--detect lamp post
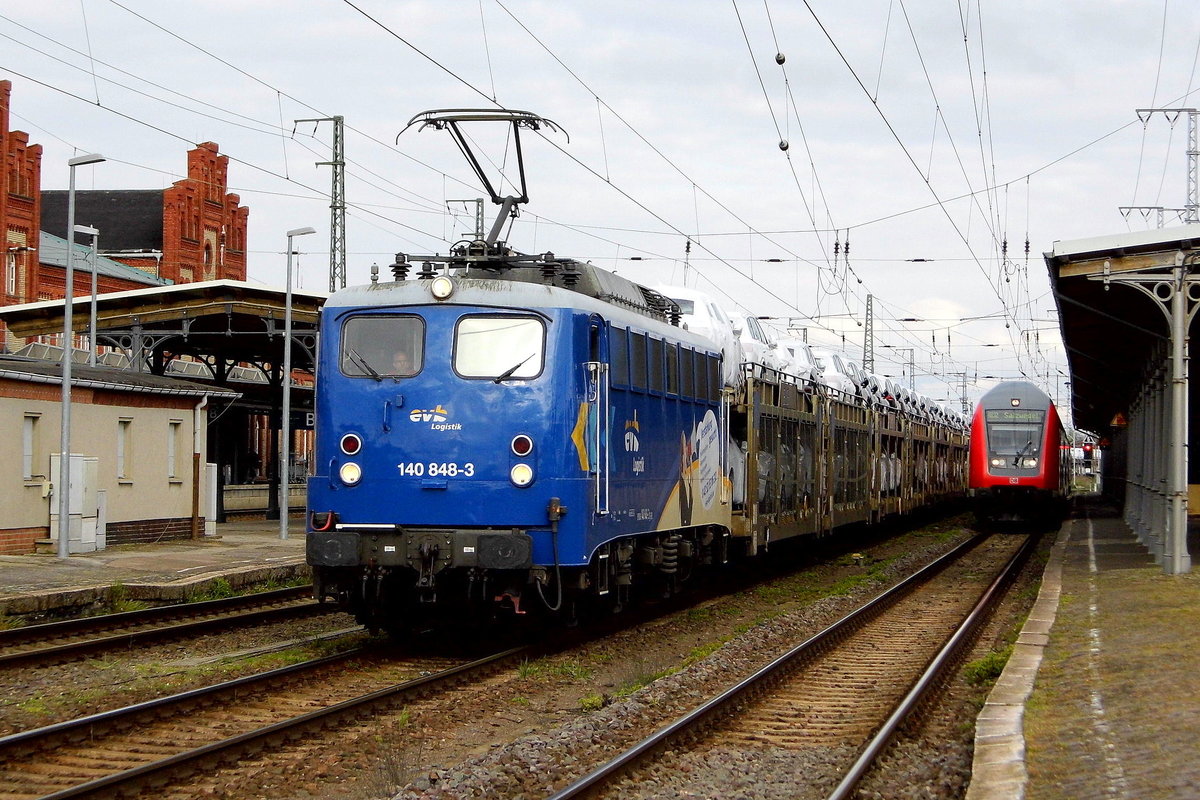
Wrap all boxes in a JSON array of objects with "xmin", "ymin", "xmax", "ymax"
[
  {"xmin": 74, "ymin": 225, "xmax": 100, "ymax": 366},
  {"xmin": 58, "ymin": 153, "xmax": 104, "ymax": 559},
  {"xmin": 280, "ymin": 226, "xmax": 315, "ymax": 539}
]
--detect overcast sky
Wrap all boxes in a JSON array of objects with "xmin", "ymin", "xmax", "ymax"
[{"xmin": 4, "ymin": 1, "xmax": 1199, "ymax": 416}]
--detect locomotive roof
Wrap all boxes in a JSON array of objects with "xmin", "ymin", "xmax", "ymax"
[
  {"xmin": 977, "ymin": 380, "xmax": 1053, "ymax": 410},
  {"xmin": 325, "ymin": 262, "xmax": 722, "ymax": 353}
]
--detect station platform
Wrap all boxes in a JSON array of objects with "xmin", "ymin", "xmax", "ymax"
[
  {"xmin": 970, "ymin": 498, "xmax": 1200, "ymax": 799},
  {"xmin": 0, "ymin": 518, "xmax": 308, "ymax": 618}
]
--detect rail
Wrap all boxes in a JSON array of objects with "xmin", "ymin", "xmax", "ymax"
[{"xmin": 546, "ymin": 532, "xmax": 1032, "ymax": 799}]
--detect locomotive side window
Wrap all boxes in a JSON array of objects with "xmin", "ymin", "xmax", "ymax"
[
  {"xmin": 706, "ymin": 354, "xmax": 720, "ymax": 402},
  {"xmin": 665, "ymin": 343, "xmax": 679, "ymax": 396},
  {"xmin": 610, "ymin": 327, "xmax": 630, "ymax": 386},
  {"xmin": 454, "ymin": 315, "xmax": 545, "ymax": 380},
  {"xmin": 341, "ymin": 315, "xmax": 424, "ymax": 378},
  {"xmin": 681, "ymin": 347, "xmax": 696, "ymax": 399},
  {"xmin": 630, "ymin": 332, "xmax": 648, "ymax": 390},
  {"xmin": 649, "ymin": 337, "xmax": 665, "ymax": 393}
]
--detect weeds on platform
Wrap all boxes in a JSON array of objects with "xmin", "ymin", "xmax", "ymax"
[
  {"xmin": 963, "ymin": 644, "xmax": 1013, "ymax": 686},
  {"xmin": 107, "ymin": 581, "xmax": 150, "ymax": 614},
  {"xmin": 182, "ymin": 574, "xmax": 309, "ymax": 604}
]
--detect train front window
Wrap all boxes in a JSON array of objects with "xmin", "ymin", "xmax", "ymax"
[
  {"xmin": 984, "ymin": 408, "xmax": 1045, "ymax": 455},
  {"xmin": 341, "ymin": 315, "xmax": 424, "ymax": 378},
  {"xmin": 454, "ymin": 315, "xmax": 545, "ymax": 381},
  {"xmin": 987, "ymin": 424, "xmax": 1042, "ymax": 455}
]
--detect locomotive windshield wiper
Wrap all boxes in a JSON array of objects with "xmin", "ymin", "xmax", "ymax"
[
  {"xmin": 492, "ymin": 353, "xmax": 535, "ymax": 383},
  {"xmin": 347, "ymin": 348, "xmax": 382, "ymax": 381},
  {"xmin": 1013, "ymin": 439, "xmax": 1033, "ymax": 467}
]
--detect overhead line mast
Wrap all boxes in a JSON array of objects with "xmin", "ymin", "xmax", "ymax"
[
  {"xmin": 1133, "ymin": 108, "xmax": 1199, "ymax": 224},
  {"xmin": 295, "ymin": 115, "xmax": 347, "ymax": 291}
]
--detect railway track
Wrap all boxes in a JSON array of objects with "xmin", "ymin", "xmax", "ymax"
[
  {"xmin": 0, "ymin": 641, "xmax": 529, "ymax": 800},
  {"xmin": 547, "ymin": 532, "xmax": 1036, "ymax": 799},
  {"xmin": 0, "ymin": 586, "xmax": 334, "ymax": 669}
]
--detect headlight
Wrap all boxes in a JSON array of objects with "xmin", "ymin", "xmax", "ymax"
[
  {"xmin": 510, "ymin": 463, "xmax": 534, "ymax": 487},
  {"xmin": 430, "ymin": 275, "xmax": 455, "ymax": 300},
  {"xmin": 339, "ymin": 462, "xmax": 362, "ymax": 485},
  {"xmin": 990, "ymin": 458, "xmax": 1004, "ymax": 467},
  {"xmin": 1022, "ymin": 458, "xmax": 1038, "ymax": 468}
]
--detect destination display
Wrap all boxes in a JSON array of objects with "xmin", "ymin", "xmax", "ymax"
[{"xmin": 985, "ymin": 409, "xmax": 1045, "ymax": 423}]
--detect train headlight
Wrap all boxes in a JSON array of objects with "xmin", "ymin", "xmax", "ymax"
[
  {"xmin": 990, "ymin": 458, "xmax": 1004, "ymax": 467},
  {"xmin": 510, "ymin": 463, "xmax": 534, "ymax": 487},
  {"xmin": 430, "ymin": 275, "xmax": 455, "ymax": 300},
  {"xmin": 339, "ymin": 462, "xmax": 363, "ymax": 485},
  {"xmin": 1022, "ymin": 457, "xmax": 1038, "ymax": 468}
]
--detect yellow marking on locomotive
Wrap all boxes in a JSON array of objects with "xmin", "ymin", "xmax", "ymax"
[{"xmin": 571, "ymin": 402, "xmax": 590, "ymax": 471}]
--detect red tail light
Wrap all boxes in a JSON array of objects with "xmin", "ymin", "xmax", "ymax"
[
  {"xmin": 511, "ymin": 434, "xmax": 534, "ymax": 457},
  {"xmin": 340, "ymin": 433, "xmax": 362, "ymax": 455}
]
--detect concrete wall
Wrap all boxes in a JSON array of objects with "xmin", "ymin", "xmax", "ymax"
[{"xmin": 0, "ymin": 376, "xmax": 210, "ymax": 553}]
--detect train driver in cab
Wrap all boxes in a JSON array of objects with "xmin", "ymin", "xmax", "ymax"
[{"xmin": 392, "ymin": 349, "xmax": 413, "ymax": 374}]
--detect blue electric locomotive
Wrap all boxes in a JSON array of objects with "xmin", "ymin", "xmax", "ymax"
[{"xmin": 306, "ymin": 257, "xmax": 732, "ymax": 630}]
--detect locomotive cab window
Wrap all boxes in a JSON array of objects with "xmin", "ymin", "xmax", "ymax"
[
  {"xmin": 984, "ymin": 409, "xmax": 1045, "ymax": 454},
  {"xmin": 454, "ymin": 315, "xmax": 545, "ymax": 380},
  {"xmin": 341, "ymin": 315, "xmax": 424, "ymax": 378}
]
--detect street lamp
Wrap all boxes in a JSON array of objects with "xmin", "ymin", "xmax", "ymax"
[
  {"xmin": 58, "ymin": 153, "xmax": 104, "ymax": 559},
  {"xmin": 280, "ymin": 226, "xmax": 315, "ymax": 540},
  {"xmin": 74, "ymin": 225, "xmax": 100, "ymax": 366}
]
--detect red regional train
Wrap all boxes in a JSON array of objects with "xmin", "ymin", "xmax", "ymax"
[{"xmin": 968, "ymin": 381, "xmax": 1070, "ymax": 525}]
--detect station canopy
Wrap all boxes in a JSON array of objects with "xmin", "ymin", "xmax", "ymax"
[
  {"xmin": 1045, "ymin": 224, "xmax": 1200, "ymax": 432},
  {"xmin": 0, "ymin": 280, "xmax": 327, "ymax": 405}
]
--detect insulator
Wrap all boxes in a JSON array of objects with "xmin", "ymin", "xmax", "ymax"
[
  {"xmin": 370, "ymin": 263, "xmax": 379, "ymax": 284},
  {"xmin": 775, "ymin": 52, "xmax": 785, "ymax": 65},
  {"xmin": 779, "ymin": 139, "xmax": 789, "ymax": 151},
  {"xmin": 562, "ymin": 260, "xmax": 581, "ymax": 288},
  {"xmin": 418, "ymin": 261, "xmax": 436, "ymax": 279},
  {"xmin": 390, "ymin": 253, "xmax": 409, "ymax": 281}
]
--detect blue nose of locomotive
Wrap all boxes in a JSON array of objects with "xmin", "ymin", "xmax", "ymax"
[{"xmin": 306, "ymin": 300, "xmax": 591, "ymax": 570}]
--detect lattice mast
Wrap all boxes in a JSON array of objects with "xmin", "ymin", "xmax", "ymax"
[{"xmin": 295, "ymin": 115, "xmax": 347, "ymax": 291}]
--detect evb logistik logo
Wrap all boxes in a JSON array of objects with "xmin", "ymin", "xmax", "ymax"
[{"xmin": 409, "ymin": 405, "xmax": 462, "ymax": 431}]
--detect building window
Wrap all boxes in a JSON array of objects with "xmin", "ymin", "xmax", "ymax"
[
  {"xmin": 5, "ymin": 251, "xmax": 15, "ymax": 296},
  {"xmin": 22, "ymin": 413, "xmax": 40, "ymax": 480},
  {"xmin": 168, "ymin": 420, "xmax": 182, "ymax": 479},
  {"xmin": 117, "ymin": 418, "xmax": 132, "ymax": 480}
]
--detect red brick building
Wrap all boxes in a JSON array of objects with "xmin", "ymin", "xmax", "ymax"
[
  {"xmin": 2, "ymin": 80, "xmax": 170, "ymax": 351},
  {"xmin": 1, "ymin": 79, "xmax": 43, "ymax": 308},
  {"xmin": 42, "ymin": 141, "xmax": 249, "ymax": 284}
]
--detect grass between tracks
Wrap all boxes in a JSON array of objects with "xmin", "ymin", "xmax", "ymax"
[{"xmin": 1, "ymin": 632, "xmax": 365, "ymax": 726}]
